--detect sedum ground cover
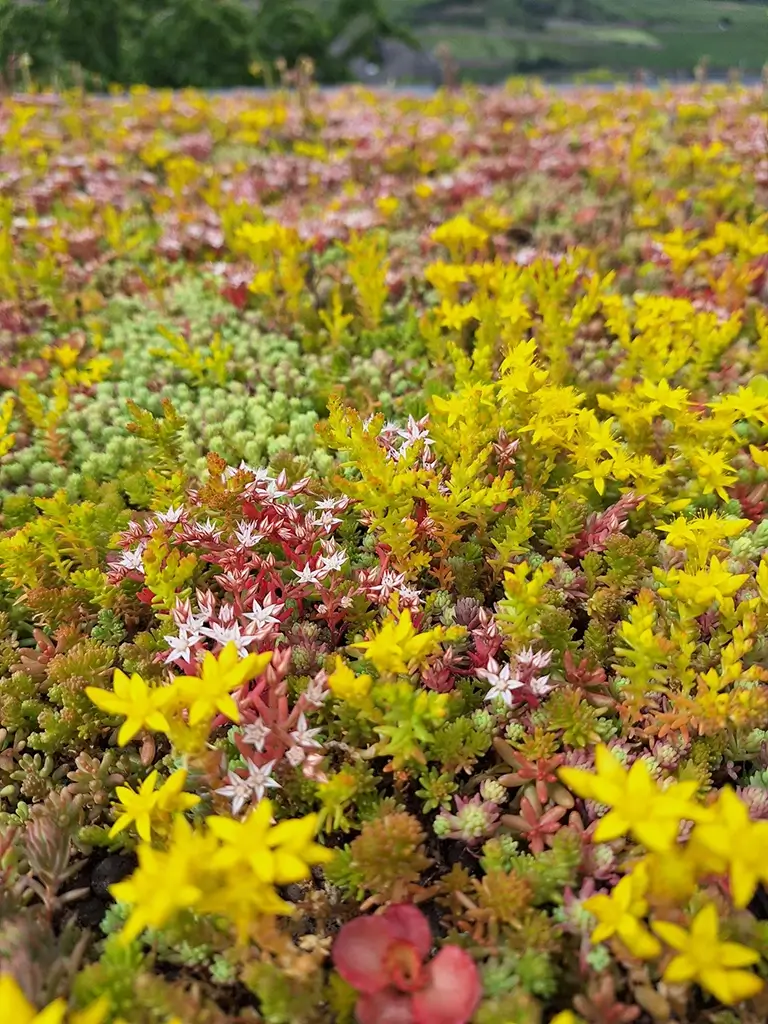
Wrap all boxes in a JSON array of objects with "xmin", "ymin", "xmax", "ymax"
[{"xmin": 1, "ymin": 80, "xmax": 768, "ymax": 1024}]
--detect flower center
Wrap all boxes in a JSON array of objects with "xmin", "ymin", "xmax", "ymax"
[{"xmin": 384, "ymin": 940, "xmax": 425, "ymax": 992}]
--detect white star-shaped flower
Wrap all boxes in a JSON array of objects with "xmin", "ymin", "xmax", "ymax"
[
  {"xmin": 476, "ymin": 658, "xmax": 525, "ymax": 707},
  {"xmin": 216, "ymin": 770, "xmax": 254, "ymax": 816},
  {"xmin": 289, "ymin": 712, "xmax": 323, "ymax": 749},
  {"xmin": 318, "ymin": 550, "xmax": 347, "ymax": 574},
  {"xmin": 243, "ymin": 599, "xmax": 283, "ymax": 628},
  {"xmin": 292, "ymin": 563, "xmax": 326, "ymax": 585},
  {"xmin": 285, "ymin": 745, "xmax": 306, "ymax": 767},
  {"xmin": 241, "ymin": 718, "xmax": 271, "ymax": 752},
  {"xmin": 155, "ymin": 505, "xmax": 185, "ymax": 525},
  {"xmin": 118, "ymin": 548, "xmax": 145, "ymax": 572},
  {"xmin": 234, "ymin": 521, "xmax": 265, "ymax": 549},
  {"xmin": 163, "ymin": 629, "xmax": 203, "ymax": 664},
  {"xmin": 200, "ymin": 622, "xmax": 258, "ymax": 657},
  {"xmin": 245, "ymin": 759, "xmax": 281, "ymax": 802}
]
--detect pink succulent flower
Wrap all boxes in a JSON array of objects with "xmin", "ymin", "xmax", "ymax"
[{"xmin": 333, "ymin": 904, "xmax": 481, "ymax": 1024}]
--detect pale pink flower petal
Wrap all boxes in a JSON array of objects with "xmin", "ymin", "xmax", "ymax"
[
  {"xmin": 411, "ymin": 947, "xmax": 481, "ymax": 1024},
  {"xmin": 333, "ymin": 916, "xmax": 395, "ymax": 994},
  {"xmin": 357, "ymin": 989, "xmax": 416, "ymax": 1024}
]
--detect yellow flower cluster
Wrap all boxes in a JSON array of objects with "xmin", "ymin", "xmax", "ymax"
[
  {"xmin": 560, "ymin": 746, "xmax": 765, "ymax": 1005},
  {"xmin": 350, "ymin": 607, "xmax": 465, "ymax": 676},
  {"xmin": 86, "ymin": 642, "xmax": 272, "ymax": 753},
  {"xmin": 109, "ymin": 768, "xmax": 199, "ymax": 842},
  {"xmin": 112, "ymin": 799, "xmax": 332, "ymax": 944}
]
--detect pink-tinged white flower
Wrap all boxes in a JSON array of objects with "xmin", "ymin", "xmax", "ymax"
[
  {"xmin": 315, "ymin": 496, "xmax": 350, "ymax": 512},
  {"xmin": 301, "ymin": 751, "xmax": 328, "ymax": 783},
  {"xmin": 289, "ymin": 712, "xmax": 323, "ymax": 750},
  {"xmin": 234, "ymin": 521, "xmax": 265, "ymax": 549},
  {"xmin": 318, "ymin": 550, "xmax": 347, "ymax": 574},
  {"xmin": 286, "ymin": 745, "xmax": 307, "ymax": 768},
  {"xmin": 243, "ymin": 467, "xmax": 299, "ymax": 499},
  {"xmin": 117, "ymin": 547, "xmax": 145, "ymax": 572},
  {"xmin": 476, "ymin": 657, "xmax": 525, "ymax": 706},
  {"xmin": 243, "ymin": 598, "xmax": 283, "ymax": 629},
  {"xmin": 216, "ymin": 758, "xmax": 281, "ymax": 814},
  {"xmin": 171, "ymin": 598, "xmax": 209, "ymax": 631},
  {"xmin": 216, "ymin": 769, "xmax": 255, "ymax": 816},
  {"xmin": 222, "ymin": 460, "xmax": 258, "ymax": 481},
  {"xmin": 398, "ymin": 584, "xmax": 422, "ymax": 610},
  {"xmin": 196, "ymin": 518, "xmax": 222, "ymax": 541},
  {"xmin": 200, "ymin": 622, "xmax": 258, "ymax": 657},
  {"xmin": 514, "ymin": 245, "xmax": 538, "ymax": 266},
  {"xmin": 196, "ymin": 589, "xmax": 217, "ymax": 620},
  {"xmin": 219, "ymin": 602, "xmax": 236, "ymax": 626},
  {"xmin": 516, "ymin": 646, "xmax": 552, "ymax": 672},
  {"xmin": 245, "ymin": 758, "xmax": 281, "ymax": 802},
  {"xmin": 154, "ymin": 504, "xmax": 186, "ymax": 525},
  {"xmin": 292, "ymin": 563, "xmax": 327, "ymax": 585},
  {"xmin": 163, "ymin": 629, "xmax": 203, "ymax": 665},
  {"xmin": 397, "ymin": 414, "xmax": 434, "ymax": 454},
  {"xmin": 372, "ymin": 569, "xmax": 407, "ymax": 601},
  {"xmin": 318, "ymin": 510, "xmax": 343, "ymax": 530},
  {"xmin": 514, "ymin": 646, "xmax": 553, "ymax": 696},
  {"xmin": 240, "ymin": 718, "xmax": 271, "ymax": 752},
  {"xmin": 529, "ymin": 675, "xmax": 554, "ymax": 697},
  {"xmin": 304, "ymin": 671, "xmax": 329, "ymax": 707}
]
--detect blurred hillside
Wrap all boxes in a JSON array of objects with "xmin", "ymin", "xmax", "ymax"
[{"xmin": 353, "ymin": 0, "xmax": 768, "ymax": 80}]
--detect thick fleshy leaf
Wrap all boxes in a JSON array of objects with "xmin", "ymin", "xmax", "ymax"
[
  {"xmin": 356, "ymin": 988, "xmax": 416, "ymax": 1024},
  {"xmin": 411, "ymin": 946, "xmax": 481, "ymax": 1024},
  {"xmin": 333, "ymin": 916, "xmax": 396, "ymax": 994},
  {"xmin": 381, "ymin": 905, "xmax": 432, "ymax": 960}
]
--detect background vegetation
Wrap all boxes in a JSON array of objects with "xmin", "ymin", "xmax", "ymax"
[
  {"xmin": 0, "ymin": 0, "xmax": 411, "ymax": 89},
  {"xmin": 0, "ymin": 0, "xmax": 765, "ymax": 89},
  {"xmin": 374, "ymin": 0, "xmax": 768, "ymax": 79}
]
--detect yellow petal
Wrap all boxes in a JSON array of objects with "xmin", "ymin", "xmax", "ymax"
[
  {"xmin": 135, "ymin": 813, "xmax": 153, "ymax": 843},
  {"xmin": 272, "ymin": 852, "xmax": 312, "ymax": 884},
  {"xmin": 215, "ymin": 693, "xmax": 241, "ymax": 723},
  {"xmin": 632, "ymin": 817, "xmax": 678, "ymax": 852},
  {"xmin": 85, "ymin": 687, "xmax": 125, "ymax": 714},
  {"xmin": 594, "ymin": 744, "xmax": 627, "ymax": 784},
  {"xmin": 730, "ymin": 864, "xmax": 758, "ymax": 910},
  {"xmin": 160, "ymin": 769, "xmax": 187, "ymax": 797},
  {"xmin": 690, "ymin": 903, "xmax": 719, "ymax": 943},
  {"xmin": 594, "ymin": 810, "xmax": 629, "ymax": 842},
  {"xmin": 591, "ymin": 921, "xmax": 615, "ymax": 944},
  {"xmin": 663, "ymin": 954, "xmax": 698, "ymax": 984},
  {"xmin": 617, "ymin": 917, "xmax": 662, "ymax": 960},
  {"xmin": 117, "ymin": 717, "xmax": 142, "ymax": 747},
  {"xmin": 720, "ymin": 942, "xmax": 760, "ymax": 968},
  {"xmin": 557, "ymin": 765, "xmax": 596, "ymax": 798},
  {"xmin": 139, "ymin": 771, "xmax": 159, "ymax": 795},
  {"xmin": 112, "ymin": 668, "xmax": 131, "ymax": 696},
  {"xmin": 108, "ymin": 815, "xmax": 132, "ymax": 838},
  {"xmin": 700, "ymin": 967, "xmax": 763, "ymax": 1006},
  {"xmin": 34, "ymin": 1000, "xmax": 68, "ymax": 1024},
  {"xmin": 652, "ymin": 919, "xmax": 689, "ymax": 951},
  {"xmin": 0, "ymin": 975, "xmax": 38, "ymax": 1023}
]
